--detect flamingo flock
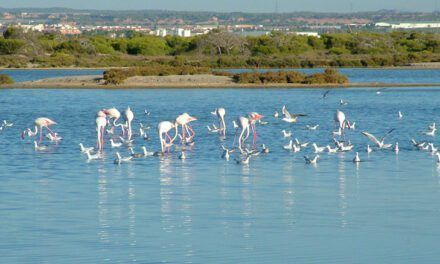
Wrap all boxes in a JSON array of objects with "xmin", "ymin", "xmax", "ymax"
[{"xmin": 15, "ymin": 98, "xmax": 440, "ymax": 167}]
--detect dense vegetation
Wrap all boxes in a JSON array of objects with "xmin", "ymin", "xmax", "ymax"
[
  {"xmin": 1, "ymin": 27, "xmax": 440, "ymax": 68},
  {"xmin": 233, "ymin": 68, "xmax": 348, "ymax": 84}
]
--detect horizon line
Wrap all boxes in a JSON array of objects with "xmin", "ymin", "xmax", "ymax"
[{"xmin": 0, "ymin": 6, "xmax": 436, "ymax": 14}]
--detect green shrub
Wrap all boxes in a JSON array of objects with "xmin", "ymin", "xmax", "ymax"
[
  {"xmin": 0, "ymin": 39, "xmax": 25, "ymax": 54},
  {"xmin": 286, "ymin": 71, "xmax": 305, "ymax": 83},
  {"xmin": 0, "ymin": 74, "xmax": 14, "ymax": 84},
  {"xmin": 233, "ymin": 69, "xmax": 347, "ymax": 84}
]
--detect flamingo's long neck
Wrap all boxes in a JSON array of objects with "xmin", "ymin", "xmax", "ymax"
[
  {"xmin": 238, "ymin": 126, "xmax": 247, "ymax": 151},
  {"xmin": 113, "ymin": 117, "xmax": 124, "ymax": 128},
  {"xmin": 126, "ymin": 120, "xmax": 132, "ymax": 140},
  {"xmin": 220, "ymin": 116, "xmax": 226, "ymax": 136},
  {"xmin": 97, "ymin": 125, "xmax": 102, "ymax": 152},
  {"xmin": 170, "ymin": 125, "xmax": 178, "ymax": 144},
  {"xmin": 159, "ymin": 131, "xmax": 165, "ymax": 152}
]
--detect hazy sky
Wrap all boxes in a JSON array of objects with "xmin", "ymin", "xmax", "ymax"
[{"xmin": 1, "ymin": 0, "xmax": 439, "ymax": 12}]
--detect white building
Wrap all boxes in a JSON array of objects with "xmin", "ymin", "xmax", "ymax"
[
  {"xmin": 375, "ymin": 22, "xmax": 392, "ymax": 27},
  {"xmin": 391, "ymin": 23, "xmax": 440, "ymax": 29},
  {"xmin": 294, "ymin": 31, "xmax": 320, "ymax": 37},
  {"xmin": 376, "ymin": 22, "xmax": 440, "ymax": 29},
  {"xmin": 156, "ymin": 28, "xmax": 167, "ymax": 37},
  {"xmin": 175, "ymin": 28, "xmax": 191, "ymax": 37}
]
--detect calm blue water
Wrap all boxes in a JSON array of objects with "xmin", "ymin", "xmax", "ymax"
[{"xmin": 1, "ymin": 70, "xmax": 440, "ymax": 263}]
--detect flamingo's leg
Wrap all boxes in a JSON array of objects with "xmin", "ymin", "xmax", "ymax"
[
  {"xmin": 181, "ymin": 125, "xmax": 186, "ymax": 142},
  {"xmin": 101, "ymin": 127, "xmax": 105, "ymax": 152},
  {"xmin": 188, "ymin": 125, "xmax": 196, "ymax": 137},
  {"xmin": 39, "ymin": 127, "xmax": 43, "ymax": 143},
  {"xmin": 165, "ymin": 132, "xmax": 172, "ymax": 142}
]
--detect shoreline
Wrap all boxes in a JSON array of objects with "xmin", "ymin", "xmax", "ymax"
[
  {"xmin": 3, "ymin": 82, "xmax": 440, "ymax": 89},
  {"xmin": 2, "ymin": 64, "xmax": 440, "ymax": 71}
]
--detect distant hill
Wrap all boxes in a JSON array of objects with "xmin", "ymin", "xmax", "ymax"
[{"xmin": 0, "ymin": 7, "xmax": 438, "ymax": 25}]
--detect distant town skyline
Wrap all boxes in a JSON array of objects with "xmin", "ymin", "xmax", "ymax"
[{"xmin": 1, "ymin": 0, "xmax": 439, "ymax": 13}]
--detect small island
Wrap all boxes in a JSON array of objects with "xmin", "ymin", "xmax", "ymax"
[{"xmin": 0, "ymin": 67, "xmax": 353, "ymax": 88}]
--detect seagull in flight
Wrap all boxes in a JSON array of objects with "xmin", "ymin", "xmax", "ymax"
[{"xmin": 362, "ymin": 129, "xmax": 395, "ymax": 149}]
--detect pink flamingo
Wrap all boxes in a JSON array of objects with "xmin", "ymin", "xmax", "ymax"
[
  {"xmin": 334, "ymin": 109, "xmax": 347, "ymax": 138},
  {"xmin": 157, "ymin": 121, "xmax": 178, "ymax": 152},
  {"xmin": 212, "ymin": 108, "xmax": 226, "ymax": 137},
  {"xmin": 103, "ymin": 107, "xmax": 125, "ymax": 135},
  {"xmin": 124, "ymin": 107, "xmax": 134, "ymax": 140},
  {"xmin": 236, "ymin": 116, "xmax": 250, "ymax": 152},
  {"xmin": 21, "ymin": 117, "xmax": 57, "ymax": 143},
  {"xmin": 247, "ymin": 112, "xmax": 263, "ymax": 146},
  {"xmin": 96, "ymin": 110, "xmax": 107, "ymax": 153},
  {"xmin": 176, "ymin": 113, "xmax": 197, "ymax": 143}
]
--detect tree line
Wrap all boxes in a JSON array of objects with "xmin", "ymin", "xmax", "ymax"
[{"xmin": 1, "ymin": 27, "xmax": 440, "ymax": 68}]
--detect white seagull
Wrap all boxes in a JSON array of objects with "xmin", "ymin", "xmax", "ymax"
[
  {"xmin": 304, "ymin": 155, "xmax": 319, "ymax": 164},
  {"xmin": 110, "ymin": 139, "xmax": 122, "ymax": 148},
  {"xmin": 281, "ymin": 105, "xmax": 306, "ymax": 123},
  {"xmin": 114, "ymin": 152, "xmax": 132, "ymax": 164},
  {"xmin": 283, "ymin": 140, "xmax": 293, "ymax": 151},
  {"xmin": 362, "ymin": 129, "xmax": 395, "ymax": 149},
  {"xmin": 312, "ymin": 143, "xmax": 326, "ymax": 153},
  {"xmin": 281, "ymin": 130, "xmax": 292, "ymax": 138},
  {"xmin": 353, "ymin": 152, "xmax": 360, "ymax": 163},
  {"xmin": 79, "ymin": 143, "xmax": 94, "ymax": 153},
  {"xmin": 306, "ymin": 124, "xmax": 319, "ymax": 130}
]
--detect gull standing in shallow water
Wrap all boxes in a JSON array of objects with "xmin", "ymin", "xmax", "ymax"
[
  {"xmin": 281, "ymin": 130, "xmax": 292, "ymax": 138},
  {"xmin": 306, "ymin": 124, "xmax": 319, "ymax": 130},
  {"xmin": 114, "ymin": 152, "xmax": 132, "ymax": 164},
  {"xmin": 34, "ymin": 141, "xmax": 48, "ymax": 151},
  {"xmin": 283, "ymin": 140, "xmax": 293, "ymax": 151},
  {"xmin": 353, "ymin": 152, "xmax": 360, "ymax": 163},
  {"xmin": 79, "ymin": 143, "xmax": 94, "ymax": 153},
  {"xmin": 304, "ymin": 155, "xmax": 319, "ymax": 164},
  {"xmin": 86, "ymin": 149, "xmax": 102, "ymax": 161}
]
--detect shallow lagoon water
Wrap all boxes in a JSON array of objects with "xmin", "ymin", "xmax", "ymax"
[{"xmin": 1, "ymin": 70, "xmax": 440, "ymax": 263}]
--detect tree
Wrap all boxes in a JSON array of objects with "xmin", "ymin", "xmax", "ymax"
[
  {"xmin": 0, "ymin": 39, "xmax": 25, "ymax": 54},
  {"xmin": 198, "ymin": 31, "xmax": 247, "ymax": 55}
]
